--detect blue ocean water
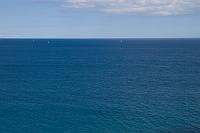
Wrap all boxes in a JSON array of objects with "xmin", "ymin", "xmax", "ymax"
[{"xmin": 0, "ymin": 39, "xmax": 200, "ymax": 133}]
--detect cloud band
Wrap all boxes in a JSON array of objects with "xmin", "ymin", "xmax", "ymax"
[{"xmin": 65, "ymin": 0, "xmax": 200, "ymax": 15}]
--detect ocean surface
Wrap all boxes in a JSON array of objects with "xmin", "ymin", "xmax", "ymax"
[{"xmin": 0, "ymin": 39, "xmax": 200, "ymax": 133}]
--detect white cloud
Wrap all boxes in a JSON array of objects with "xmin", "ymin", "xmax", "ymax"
[{"xmin": 65, "ymin": 0, "xmax": 200, "ymax": 15}]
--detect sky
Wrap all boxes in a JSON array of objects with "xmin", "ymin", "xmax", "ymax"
[{"xmin": 0, "ymin": 0, "xmax": 200, "ymax": 38}]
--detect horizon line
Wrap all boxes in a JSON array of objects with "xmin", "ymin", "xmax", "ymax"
[{"xmin": 0, "ymin": 37, "xmax": 200, "ymax": 40}]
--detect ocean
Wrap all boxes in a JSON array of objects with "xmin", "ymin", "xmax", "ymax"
[{"xmin": 0, "ymin": 39, "xmax": 200, "ymax": 133}]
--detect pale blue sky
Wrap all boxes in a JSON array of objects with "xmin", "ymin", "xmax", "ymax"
[{"xmin": 0, "ymin": 0, "xmax": 200, "ymax": 38}]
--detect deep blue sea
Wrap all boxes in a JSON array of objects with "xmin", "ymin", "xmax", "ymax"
[{"xmin": 0, "ymin": 39, "xmax": 200, "ymax": 133}]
